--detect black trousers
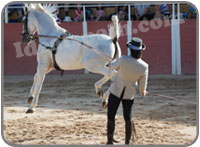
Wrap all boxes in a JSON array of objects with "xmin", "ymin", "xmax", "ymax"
[{"xmin": 107, "ymin": 93, "xmax": 134, "ymax": 121}]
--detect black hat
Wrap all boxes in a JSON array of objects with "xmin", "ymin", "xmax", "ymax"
[{"xmin": 127, "ymin": 37, "xmax": 146, "ymax": 51}]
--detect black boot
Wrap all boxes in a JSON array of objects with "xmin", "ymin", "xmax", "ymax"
[
  {"xmin": 125, "ymin": 120, "xmax": 132, "ymax": 144},
  {"xmin": 107, "ymin": 120, "xmax": 115, "ymax": 144}
]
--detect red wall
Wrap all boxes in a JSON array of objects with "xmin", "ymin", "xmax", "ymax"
[
  {"xmin": 180, "ymin": 19, "xmax": 196, "ymax": 74},
  {"xmin": 132, "ymin": 20, "xmax": 172, "ymax": 74},
  {"xmin": 4, "ymin": 23, "xmax": 37, "ymax": 75},
  {"xmin": 3, "ymin": 20, "xmax": 196, "ymax": 75}
]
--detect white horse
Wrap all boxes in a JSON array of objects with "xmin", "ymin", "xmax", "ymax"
[{"xmin": 22, "ymin": 4, "xmax": 121, "ymax": 113}]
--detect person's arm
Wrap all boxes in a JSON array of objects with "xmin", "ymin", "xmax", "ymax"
[
  {"xmin": 167, "ymin": 4, "xmax": 172, "ymax": 13},
  {"xmin": 134, "ymin": 7, "xmax": 139, "ymax": 20},
  {"xmin": 155, "ymin": 5, "xmax": 161, "ymax": 12},
  {"xmin": 96, "ymin": 11, "xmax": 101, "ymax": 21},
  {"xmin": 75, "ymin": 10, "xmax": 82, "ymax": 18},
  {"xmin": 160, "ymin": 4, "xmax": 172, "ymax": 13},
  {"xmin": 102, "ymin": 9, "xmax": 106, "ymax": 17},
  {"xmin": 107, "ymin": 56, "xmax": 123, "ymax": 70},
  {"xmin": 144, "ymin": 7, "xmax": 150, "ymax": 15},
  {"xmin": 140, "ymin": 6, "xmax": 150, "ymax": 18},
  {"xmin": 138, "ymin": 67, "xmax": 149, "ymax": 96},
  {"xmin": 154, "ymin": 5, "xmax": 162, "ymax": 18},
  {"xmin": 118, "ymin": 11, "xmax": 123, "ymax": 20}
]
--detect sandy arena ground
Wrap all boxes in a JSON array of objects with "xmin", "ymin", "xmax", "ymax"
[{"xmin": 2, "ymin": 74, "xmax": 197, "ymax": 145}]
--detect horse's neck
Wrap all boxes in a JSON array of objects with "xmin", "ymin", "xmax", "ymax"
[{"xmin": 34, "ymin": 11, "xmax": 65, "ymax": 37}]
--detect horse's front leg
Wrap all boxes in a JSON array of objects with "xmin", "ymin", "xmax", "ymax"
[
  {"xmin": 27, "ymin": 66, "xmax": 53, "ymax": 105},
  {"xmin": 27, "ymin": 73, "xmax": 38, "ymax": 104},
  {"xmin": 26, "ymin": 64, "xmax": 53, "ymax": 113}
]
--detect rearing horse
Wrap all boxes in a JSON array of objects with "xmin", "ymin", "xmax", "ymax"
[{"xmin": 21, "ymin": 4, "xmax": 121, "ymax": 113}]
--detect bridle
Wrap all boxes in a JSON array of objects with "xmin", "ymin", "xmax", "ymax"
[
  {"xmin": 22, "ymin": 10, "xmax": 55, "ymax": 49},
  {"xmin": 22, "ymin": 10, "xmax": 31, "ymax": 42}
]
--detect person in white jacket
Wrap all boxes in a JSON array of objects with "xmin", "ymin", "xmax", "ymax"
[{"xmin": 106, "ymin": 37, "xmax": 149, "ymax": 144}]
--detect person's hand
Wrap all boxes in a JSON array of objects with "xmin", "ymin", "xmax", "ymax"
[
  {"xmin": 145, "ymin": 91, "xmax": 149, "ymax": 96},
  {"xmin": 140, "ymin": 91, "xmax": 148, "ymax": 97}
]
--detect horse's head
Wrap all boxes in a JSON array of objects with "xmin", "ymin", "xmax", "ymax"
[
  {"xmin": 22, "ymin": 3, "xmax": 59, "ymax": 44},
  {"xmin": 22, "ymin": 4, "xmax": 37, "ymax": 44}
]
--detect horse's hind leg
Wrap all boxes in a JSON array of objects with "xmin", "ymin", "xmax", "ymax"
[
  {"xmin": 101, "ymin": 87, "xmax": 110, "ymax": 109},
  {"xmin": 95, "ymin": 68, "xmax": 116, "ymax": 98},
  {"xmin": 85, "ymin": 66, "xmax": 115, "ymax": 98}
]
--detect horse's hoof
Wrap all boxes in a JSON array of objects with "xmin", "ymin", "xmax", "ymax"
[
  {"xmin": 102, "ymin": 100, "xmax": 108, "ymax": 110},
  {"xmin": 27, "ymin": 96, "xmax": 33, "ymax": 104},
  {"xmin": 97, "ymin": 90, "xmax": 104, "ymax": 98},
  {"xmin": 26, "ymin": 109, "xmax": 34, "ymax": 114}
]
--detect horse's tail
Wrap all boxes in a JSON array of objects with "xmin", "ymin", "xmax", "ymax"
[{"xmin": 109, "ymin": 15, "xmax": 121, "ymax": 59}]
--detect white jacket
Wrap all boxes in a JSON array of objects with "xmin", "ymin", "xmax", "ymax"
[{"xmin": 108, "ymin": 55, "xmax": 148, "ymax": 100}]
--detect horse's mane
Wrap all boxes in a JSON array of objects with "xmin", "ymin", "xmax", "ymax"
[{"xmin": 29, "ymin": 4, "xmax": 58, "ymax": 23}]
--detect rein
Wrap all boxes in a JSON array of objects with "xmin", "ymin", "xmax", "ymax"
[
  {"xmin": 29, "ymin": 35, "xmax": 52, "ymax": 49},
  {"xmin": 28, "ymin": 34, "xmax": 113, "ymax": 61},
  {"xmin": 148, "ymin": 92, "xmax": 196, "ymax": 105}
]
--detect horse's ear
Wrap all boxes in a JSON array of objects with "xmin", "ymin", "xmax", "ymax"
[
  {"xmin": 24, "ymin": 3, "xmax": 35, "ymax": 13},
  {"xmin": 32, "ymin": 3, "xmax": 43, "ymax": 10},
  {"xmin": 29, "ymin": 4, "xmax": 35, "ymax": 9}
]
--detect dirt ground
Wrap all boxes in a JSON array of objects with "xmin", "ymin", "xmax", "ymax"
[{"xmin": 2, "ymin": 74, "xmax": 197, "ymax": 145}]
